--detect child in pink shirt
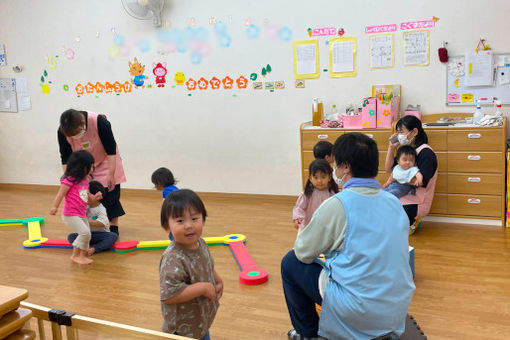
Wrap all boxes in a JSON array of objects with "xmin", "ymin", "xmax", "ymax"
[
  {"xmin": 50, "ymin": 150, "xmax": 98, "ymax": 265},
  {"xmin": 293, "ymin": 159, "xmax": 338, "ymax": 230}
]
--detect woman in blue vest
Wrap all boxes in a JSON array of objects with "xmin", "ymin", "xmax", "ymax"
[{"xmin": 281, "ymin": 132, "xmax": 415, "ymax": 340}]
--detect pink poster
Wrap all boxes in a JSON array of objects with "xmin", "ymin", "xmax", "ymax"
[
  {"xmin": 401, "ymin": 20, "xmax": 435, "ymax": 30},
  {"xmin": 448, "ymin": 93, "xmax": 460, "ymax": 103},
  {"xmin": 364, "ymin": 24, "xmax": 397, "ymax": 34}
]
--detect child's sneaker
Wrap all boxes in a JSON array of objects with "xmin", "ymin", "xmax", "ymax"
[
  {"xmin": 409, "ymin": 218, "xmax": 422, "ymax": 235},
  {"xmin": 287, "ymin": 329, "xmax": 326, "ymax": 340}
]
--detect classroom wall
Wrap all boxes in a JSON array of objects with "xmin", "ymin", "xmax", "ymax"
[{"xmin": 0, "ymin": 0, "xmax": 509, "ymax": 195}]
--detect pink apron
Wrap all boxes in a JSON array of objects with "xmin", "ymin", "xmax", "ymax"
[
  {"xmin": 399, "ymin": 144, "xmax": 437, "ymax": 219},
  {"xmin": 66, "ymin": 112, "xmax": 126, "ymax": 188}
]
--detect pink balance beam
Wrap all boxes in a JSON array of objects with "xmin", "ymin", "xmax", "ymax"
[{"xmin": 228, "ymin": 241, "xmax": 268, "ymax": 285}]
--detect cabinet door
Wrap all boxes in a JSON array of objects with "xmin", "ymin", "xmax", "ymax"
[
  {"xmin": 434, "ymin": 173, "xmax": 447, "ymax": 193},
  {"xmin": 448, "ymin": 129, "xmax": 504, "ymax": 151},
  {"xmin": 356, "ymin": 130, "xmax": 392, "ymax": 149},
  {"xmin": 429, "ymin": 193, "xmax": 448, "ymax": 214},
  {"xmin": 447, "ymin": 152, "xmax": 503, "ymax": 173}
]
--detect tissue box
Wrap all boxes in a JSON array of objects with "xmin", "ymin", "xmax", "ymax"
[
  {"xmin": 341, "ymin": 114, "xmax": 363, "ymax": 129},
  {"xmin": 361, "ymin": 97, "xmax": 377, "ymax": 129}
]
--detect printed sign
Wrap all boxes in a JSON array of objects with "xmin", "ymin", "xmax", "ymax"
[
  {"xmin": 400, "ymin": 20, "xmax": 435, "ymax": 30},
  {"xmin": 365, "ymin": 24, "xmax": 397, "ymax": 34}
]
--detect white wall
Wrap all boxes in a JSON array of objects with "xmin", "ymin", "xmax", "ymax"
[{"xmin": 1, "ymin": 0, "xmax": 509, "ymax": 195}]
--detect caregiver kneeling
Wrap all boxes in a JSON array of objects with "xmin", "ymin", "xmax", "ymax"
[{"xmin": 281, "ymin": 132, "xmax": 415, "ymax": 340}]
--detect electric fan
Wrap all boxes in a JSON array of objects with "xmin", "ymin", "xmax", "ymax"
[{"xmin": 121, "ymin": 0, "xmax": 164, "ymax": 27}]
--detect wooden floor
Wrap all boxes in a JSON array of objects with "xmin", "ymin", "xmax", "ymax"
[{"xmin": 1, "ymin": 184, "xmax": 510, "ymax": 340}]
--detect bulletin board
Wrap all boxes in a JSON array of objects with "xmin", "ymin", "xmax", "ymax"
[{"xmin": 446, "ymin": 53, "xmax": 510, "ymax": 105}]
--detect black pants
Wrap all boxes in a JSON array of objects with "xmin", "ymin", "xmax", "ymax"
[{"xmin": 403, "ymin": 204, "xmax": 418, "ymax": 225}]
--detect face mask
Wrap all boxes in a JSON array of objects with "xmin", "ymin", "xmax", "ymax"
[
  {"xmin": 333, "ymin": 167, "xmax": 348, "ymax": 187},
  {"xmin": 71, "ymin": 126, "xmax": 86, "ymax": 139},
  {"xmin": 398, "ymin": 132, "xmax": 412, "ymax": 146}
]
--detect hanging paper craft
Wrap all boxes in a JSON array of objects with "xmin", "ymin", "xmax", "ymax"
[
  {"xmin": 403, "ymin": 30, "xmax": 429, "ymax": 66},
  {"xmin": 174, "ymin": 72, "xmax": 185, "ymax": 85},
  {"xmin": 278, "ymin": 27, "xmax": 292, "ymax": 42},
  {"xmin": 293, "ymin": 39, "xmax": 319, "ymax": 79},
  {"xmin": 153, "ymin": 62, "xmax": 167, "ymax": 88},
  {"xmin": 222, "ymin": 76, "xmax": 233, "ymax": 89},
  {"xmin": 128, "ymin": 58, "xmax": 148, "ymax": 88},
  {"xmin": 330, "ymin": 36, "xmax": 356, "ymax": 77}
]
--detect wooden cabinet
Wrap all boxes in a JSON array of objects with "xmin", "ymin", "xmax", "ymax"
[
  {"xmin": 421, "ymin": 114, "xmax": 507, "ymax": 224},
  {"xmin": 300, "ymin": 115, "xmax": 507, "ymax": 225},
  {"xmin": 299, "ymin": 122, "xmax": 393, "ymax": 188}
]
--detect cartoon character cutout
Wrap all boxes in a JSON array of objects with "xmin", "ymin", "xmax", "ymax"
[
  {"xmin": 153, "ymin": 62, "xmax": 167, "ymax": 88},
  {"xmin": 174, "ymin": 72, "xmax": 185, "ymax": 85},
  {"xmin": 129, "ymin": 57, "xmax": 148, "ymax": 88}
]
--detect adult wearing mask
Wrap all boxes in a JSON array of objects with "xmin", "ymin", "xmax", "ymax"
[
  {"xmin": 58, "ymin": 109, "xmax": 126, "ymax": 235},
  {"xmin": 385, "ymin": 115, "xmax": 438, "ymax": 233},
  {"xmin": 281, "ymin": 132, "xmax": 415, "ymax": 340}
]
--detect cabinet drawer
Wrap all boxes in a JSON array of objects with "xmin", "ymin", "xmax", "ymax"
[
  {"xmin": 426, "ymin": 130, "xmax": 447, "ymax": 151},
  {"xmin": 436, "ymin": 152, "xmax": 447, "ymax": 172},
  {"xmin": 435, "ymin": 173, "xmax": 447, "ymax": 193},
  {"xmin": 430, "ymin": 193, "xmax": 448, "ymax": 214},
  {"xmin": 447, "ymin": 129, "xmax": 504, "ymax": 151},
  {"xmin": 447, "ymin": 173, "xmax": 504, "ymax": 195},
  {"xmin": 302, "ymin": 151, "xmax": 315, "ymax": 170},
  {"xmin": 447, "ymin": 152, "xmax": 503, "ymax": 172},
  {"xmin": 302, "ymin": 131, "xmax": 343, "ymax": 150},
  {"xmin": 354, "ymin": 130, "xmax": 392, "ymax": 149},
  {"xmin": 447, "ymin": 194, "xmax": 501, "ymax": 217}
]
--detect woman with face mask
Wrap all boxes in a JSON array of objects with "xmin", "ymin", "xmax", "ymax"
[
  {"xmin": 282, "ymin": 132, "xmax": 415, "ymax": 340},
  {"xmin": 58, "ymin": 109, "xmax": 126, "ymax": 236},
  {"xmin": 385, "ymin": 115, "xmax": 438, "ymax": 233}
]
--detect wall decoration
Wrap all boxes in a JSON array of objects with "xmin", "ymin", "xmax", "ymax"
[
  {"xmin": 264, "ymin": 82, "xmax": 274, "ymax": 90},
  {"xmin": 295, "ymin": 79, "xmax": 305, "ymax": 88},
  {"xmin": 174, "ymin": 72, "xmax": 185, "ymax": 85},
  {"xmin": 250, "ymin": 73, "xmax": 257, "ymax": 81},
  {"xmin": 307, "ymin": 28, "xmax": 312, "ymax": 37},
  {"xmin": 0, "ymin": 44, "xmax": 6, "ymax": 66},
  {"xmin": 293, "ymin": 39, "xmax": 319, "ymax": 79},
  {"xmin": 222, "ymin": 76, "xmax": 233, "ymax": 89},
  {"xmin": 210, "ymin": 77, "xmax": 220, "ymax": 89},
  {"xmin": 236, "ymin": 76, "xmax": 248, "ymax": 89},
  {"xmin": 41, "ymin": 84, "xmax": 50, "ymax": 94},
  {"xmin": 403, "ymin": 30, "xmax": 429, "ymax": 66},
  {"xmin": 310, "ymin": 27, "xmax": 337, "ymax": 37},
  {"xmin": 109, "ymin": 44, "xmax": 120, "ymax": 57},
  {"xmin": 48, "ymin": 57, "xmax": 57, "ymax": 69},
  {"xmin": 113, "ymin": 34, "xmax": 126, "ymax": 46},
  {"xmin": 365, "ymin": 24, "xmax": 397, "ymax": 34},
  {"xmin": 338, "ymin": 28, "xmax": 345, "ymax": 36},
  {"xmin": 65, "ymin": 48, "xmax": 75, "ymax": 60},
  {"xmin": 278, "ymin": 27, "xmax": 292, "ymax": 42},
  {"xmin": 198, "ymin": 77, "xmax": 209, "ymax": 90},
  {"xmin": 190, "ymin": 51, "xmax": 202, "ymax": 65},
  {"xmin": 275, "ymin": 81, "xmax": 285, "ymax": 89},
  {"xmin": 369, "ymin": 34, "xmax": 394, "ymax": 69},
  {"xmin": 253, "ymin": 82, "xmax": 262, "ymax": 89},
  {"xmin": 138, "ymin": 38, "xmax": 151, "ymax": 52},
  {"xmin": 185, "ymin": 78, "xmax": 197, "ymax": 90},
  {"xmin": 329, "ymin": 36, "xmax": 356, "ymax": 77},
  {"xmin": 400, "ymin": 20, "xmax": 435, "ymax": 30},
  {"xmin": 74, "ymin": 81, "xmax": 132, "ymax": 96},
  {"xmin": 63, "ymin": 84, "xmax": 69, "ymax": 91},
  {"xmin": 246, "ymin": 25, "xmax": 260, "ymax": 39},
  {"xmin": 128, "ymin": 57, "xmax": 148, "ymax": 88},
  {"xmin": 214, "ymin": 21, "xmax": 232, "ymax": 48},
  {"xmin": 261, "ymin": 64, "xmax": 272, "ymax": 77},
  {"xmin": 152, "ymin": 62, "xmax": 167, "ymax": 87}
]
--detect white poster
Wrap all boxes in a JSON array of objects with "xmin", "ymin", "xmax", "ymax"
[
  {"xmin": 465, "ymin": 51, "xmax": 493, "ymax": 87},
  {"xmin": 331, "ymin": 40, "xmax": 354, "ymax": 73},
  {"xmin": 403, "ymin": 30, "xmax": 429, "ymax": 66},
  {"xmin": 370, "ymin": 34, "xmax": 393, "ymax": 68},
  {"xmin": 295, "ymin": 44, "xmax": 317, "ymax": 75}
]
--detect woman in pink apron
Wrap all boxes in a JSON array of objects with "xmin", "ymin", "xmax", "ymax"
[
  {"xmin": 385, "ymin": 115, "xmax": 438, "ymax": 233},
  {"xmin": 58, "ymin": 109, "xmax": 126, "ymax": 235}
]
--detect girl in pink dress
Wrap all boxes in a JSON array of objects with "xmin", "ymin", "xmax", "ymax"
[
  {"xmin": 50, "ymin": 150, "xmax": 97, "ymax": 265},
  {"xmin": 293, "ymin": 159, "xmax": 339, "ymax": 230}
]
